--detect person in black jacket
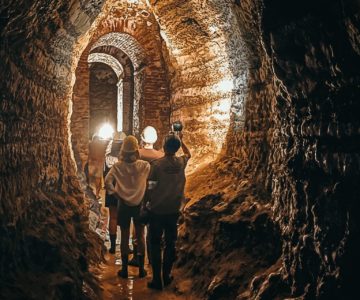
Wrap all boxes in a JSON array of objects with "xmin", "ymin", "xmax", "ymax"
[{"xmin": 147, "ymin": 132, "xmax": 191, "ymax": 290}]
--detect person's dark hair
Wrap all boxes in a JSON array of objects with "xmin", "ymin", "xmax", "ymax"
[
  {"xmin": 164, "ymin": 134, "xmax": 181, "ymax": 154},
  {"xmin": 120, "ymin": 150, "xmax": 139, "ymax": 162}
]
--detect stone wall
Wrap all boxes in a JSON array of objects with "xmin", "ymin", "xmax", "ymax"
[
  {"xmin": 177, "ymin": 0, "xmax": 360, "ymax": 299},
  {"xmin": 0, "ymin": 0, "xmax": 113, "ymax": 298},
  {"xmin": 150, "ymin": 0, "xmax": 249, "ymax": 173},
  {"xmin": 263, "ymin": 0, "xmax": 360, "ymax": 298},
  {"xmin": 72, "ymin": 44, "xmax": 135, "ymax": 167}
]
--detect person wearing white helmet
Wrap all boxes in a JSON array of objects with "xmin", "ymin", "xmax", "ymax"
[
  {"xmin": 139, "ymin": 126, "xmax": 164, "ymax": 162},
  {"xmin": 128, "ymin": 126, "xmax": 164, "ymax": 267}
]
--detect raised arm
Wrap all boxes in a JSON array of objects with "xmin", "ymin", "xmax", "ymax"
[{"xmin": 179, "ymin": 132, "xmax": 191, "ymax": 159}]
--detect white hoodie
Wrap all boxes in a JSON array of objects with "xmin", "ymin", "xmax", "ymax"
[{"xmin": 105, "ymin": 159, "xmax": 150, "ymax": 206}]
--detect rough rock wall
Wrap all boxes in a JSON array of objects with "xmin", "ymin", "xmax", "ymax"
[
  {"xmin": 150, "ymin": 0, "xmax": 249, "ymax": 173},
  {"xmin": 0, "ymin": 0, "xmax": 113, "ymax": 298},
  {"xmin": 263, "ymin": 0, "xmax": 360, "ymax": 298},
  {"xmin": 175, "ymin": 0, "xmax": 360, "ymax": 299},
  {"xmin": 174, "ymin": 1, "xmax": 282, "ymax": 298},
  {"xmin": 72, "ymin": 51, "xmax": 91, "ymax": 170}
]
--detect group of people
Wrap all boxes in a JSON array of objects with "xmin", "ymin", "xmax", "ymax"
[{"xmin": 88, "ymin": 126, "xmax": 191, "ymax": 290}]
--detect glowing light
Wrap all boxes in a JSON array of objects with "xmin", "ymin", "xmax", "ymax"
[
  {"xmin": 98, "ymin": 123, "xmax": 114, "ymax": 140},
  {"xmin": 213, "ymin": 79, "xmax": 234, "ymax": 93},
  {"xmin": 141, "ymin": 126, "xmax": 158, "ymax": 144}
]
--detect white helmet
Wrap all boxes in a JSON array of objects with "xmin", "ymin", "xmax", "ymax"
[{"xmin": 141, "ymin": 126, "xmax": 158, "ymax": 144}]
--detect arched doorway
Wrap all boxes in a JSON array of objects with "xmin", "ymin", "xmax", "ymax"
[{"xmin": 71, "ymin": 32, "xmax": 147, "ymax": 170}]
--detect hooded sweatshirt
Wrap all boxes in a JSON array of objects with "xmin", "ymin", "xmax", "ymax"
[{"xmin": 105, "ymin": 159, "xmax": 150, "ymax": 206}]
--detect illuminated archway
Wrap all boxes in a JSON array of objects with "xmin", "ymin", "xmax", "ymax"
[
  {"xmin": 91, "ymin": 32, "xmax": 146, "ymax": 136},
  {"xmin": 88, "ymin": 53, "xmax": 125, "ymax": 132}
]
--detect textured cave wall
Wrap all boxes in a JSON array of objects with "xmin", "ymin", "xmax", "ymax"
[
  {"xmin": 0, "ymin": 0, "xmax": 113, "ymax": 298},
  {"xmin": 172, "ymin": 0, "xmax": 360, "ymax": 299},
  {"xmin": 263, "ymin": 0, "xmax": 360, "ymax": 298},
  {"xmin": 172, "ymin": 1, "xmax": 283, "ymax": 298},
  {"xmin": 71, "ymin": 51, "xmax": 91, "ymax": 170},
  {"xmin": 89, "ymin": 63, "xmax": 118, "ymax": 138},
  {"xmin": 150, "ymin": 0, "xmax": 249, "ymax": 173}
]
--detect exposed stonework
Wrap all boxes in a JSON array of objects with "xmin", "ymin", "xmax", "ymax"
[
  {"xmin": 91, "ymin": 32, "xmax": 146, "ymax": 70},
  {"xmin": 88, "ymin": 53, "xmax": 124, "ymax": 79},
  {"xmin": 72, "ymin": 44, "xmax": 135, "ymax": 167},
  {"xmin": 71, "ymin": 1, "xmax": 171, "ymax": 170},
  {"xmin": 148, "ymin": 0, "xmax": 250, "ymax": 173}
]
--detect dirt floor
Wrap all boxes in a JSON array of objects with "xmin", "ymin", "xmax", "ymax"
[
  {"xmin": 98, "ymin": 251, "xmax": 196, "ymax": 300},
  {"xmin": 96, "ymin": 188, "xmax": 196, "ymax": 300}
]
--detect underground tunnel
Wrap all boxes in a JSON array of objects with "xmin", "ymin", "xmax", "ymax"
[{"xmin": 1, "ymin": 0, "xmax": 360, "ymax": 299}]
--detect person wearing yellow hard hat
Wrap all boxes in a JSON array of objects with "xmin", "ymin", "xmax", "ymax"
[{"xmin": 105, "ymin": 135, "xmax": 150, "ymax": 279}]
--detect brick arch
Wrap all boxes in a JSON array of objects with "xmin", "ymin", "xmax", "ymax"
[
  {"xmin": 71, "ymin": 8, "xmax": 171, "ymax": 171},
  {"xmin": 90, "ymin": 34, "xmax": 145, "ymax": 136},
  {"xmin": 88, "ymin": 53, "xmax": 124, "ymax": 79},
  {"xmin": 90, "ymin": 32, "xmax": 146, "ymax": 71},
  {"xmin": 88, "ymin": 47, "xmax": 135, "ymax": 135}
]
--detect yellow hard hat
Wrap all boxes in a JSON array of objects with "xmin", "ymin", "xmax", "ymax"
[{"xmin": 121, "ymin": 135, "xmax": 139, "ymax": 153}]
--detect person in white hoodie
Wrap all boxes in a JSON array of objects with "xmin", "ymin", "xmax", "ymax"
[{"xmin": 105, "ymin": 135, "xmax": 150, "ymax": 278}]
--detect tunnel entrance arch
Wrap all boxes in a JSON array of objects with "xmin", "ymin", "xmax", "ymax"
[
  {"xmin": 90, "ymin": 32, "xmax": 147, "ymax": 137},
  {"xmin": 71, "ymin": 32, "xmax": 146, "ymax": 170},
  {"xmin": 88, "ymin": 62, "xmax": 118, "ymax": 140},
  {"xmin": 88, "ymin": 52, "xmax": 127, "ymax": 138}
]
